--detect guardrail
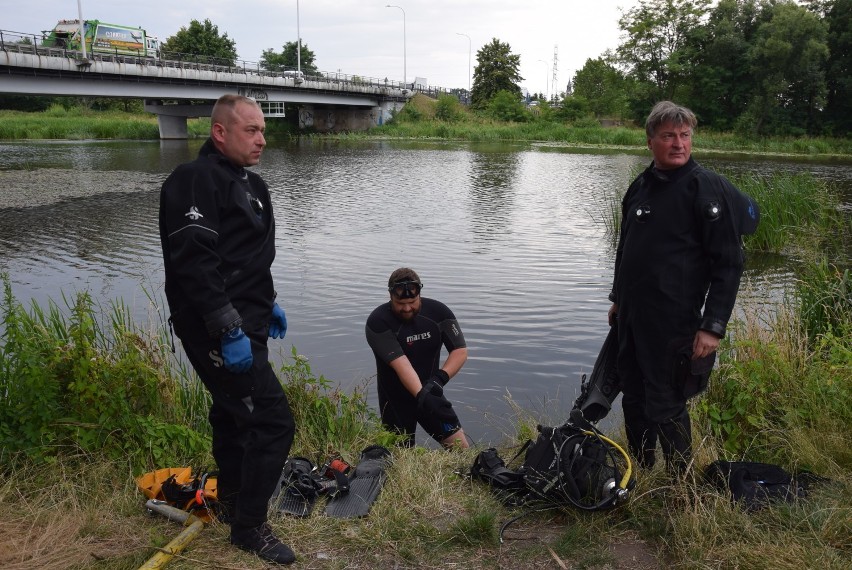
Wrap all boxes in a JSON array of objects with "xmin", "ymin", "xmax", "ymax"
[{"xmin": 0, "ymin": 28, "xmax": 460, "ymax": 100}]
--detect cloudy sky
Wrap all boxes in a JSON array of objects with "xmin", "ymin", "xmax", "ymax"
[{"xmin": 3, "ymin": 0, "xmax": 641, "ymax": 96}]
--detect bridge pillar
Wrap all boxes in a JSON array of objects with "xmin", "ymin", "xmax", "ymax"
[
  {"xmin": 144, "ymin": 100, "xmax": 215, "ymax": 140},
  {"xmin": 156, "ymin": 115, "xmax": 189, "ymax": 140}
]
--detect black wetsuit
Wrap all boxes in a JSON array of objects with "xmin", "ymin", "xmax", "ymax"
[
  {"xmin": 365, "ymin": 297, "xmax": 466, "ymax": 444},
  {"xmin": 159, "ymin": 139, "xmax": 295, "ymax": 528},
  {"xmin": 610, "ymin": 157, "xmax": 748, "ymax": 467}
]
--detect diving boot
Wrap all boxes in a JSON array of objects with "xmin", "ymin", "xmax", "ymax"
[{"xmin": 230, "ymin": 522, "xmax": 296, "ymax": 565}]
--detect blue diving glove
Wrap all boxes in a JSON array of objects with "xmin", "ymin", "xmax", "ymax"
[
  {"xmin": 269, "ymin": 303, "xmax": 288, "ymax": 339},
  {"xmin": 221, "ymin": 328, "xmax": 253, "ymax": 373}
]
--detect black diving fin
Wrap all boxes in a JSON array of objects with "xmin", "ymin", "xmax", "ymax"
[
  {"xmin": 325, "ymin": 445, "xmax": 392, "ymax": 518},
  {"xmin": 274, "ymin": 457, "xmax": 323, "ymax": 518},
  {"xmin": 573, "ymin": 322, "xmax": 621, "ymax": 422}
]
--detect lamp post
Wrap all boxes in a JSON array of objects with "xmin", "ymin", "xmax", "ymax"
[
  {"xmin": 456, "ymin": 32, "xmax": 471, "ymax": 98},
  {"xmin": 386, "ymin": 4, "xmax": 406, "ymax": 87},
  {"xmin": 296, "ymin": 0, "xmax": 301, "ymax": 75},
  {"xmin": 537, "ymin": 59, "xmax": 549, "ymax": 101},
  {"xmin": 77, "ymin": 0, "xmax": 87, "ymax": 59}
]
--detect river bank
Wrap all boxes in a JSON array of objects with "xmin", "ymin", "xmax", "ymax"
[
  {"xmin": 1, "ymin": 110, "xmax": 849, "ymax": 569},
  {"xmin": 2, "ymin": 101, "xmax": 852, "ymax": 158}
]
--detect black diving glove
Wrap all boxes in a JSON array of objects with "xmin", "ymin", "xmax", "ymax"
[
  {"xmin": 431, "ymin": 369, "xmax": 450, "ymax": 387},
  {"xmin": 416, "ymin": 381, "xmax": 456, "ymax": 423}
]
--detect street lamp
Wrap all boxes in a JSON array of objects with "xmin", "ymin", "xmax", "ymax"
[
  {"xmin": 296, "ymin": 0, "xmax": 301, "ymax": 75},
  {"xmin": 537, "ymin": 59, "xmax": 549, "ymax": 101},
  {"xmin": 77, "ymin": 0, "xmax": 87, "ymax": 59},
  {"xmin": 456, "ymin": 32, "xmax": 471, "ymax": 99},
  {"xmin": 386, "ymin": 5, "xmax": 406, "ymax": 87}
]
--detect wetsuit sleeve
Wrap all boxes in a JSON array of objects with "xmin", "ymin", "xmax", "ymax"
[
  {"xmin": 365, "ymin": 319, "xmax": 404, "ymax": 364},
  {"xmin": 432, "ymin": 302, "xmax": 466, "ymax": 351},
  {"xmin": 695, "ymin": 174, "xmax": 746, "ymax": 337},
  {"xmin": 161, "ymin": 165, "xmax": 242, "ymax": 336},
  {"xmin": 439, "ymin": 318, "xmax": 466, "ymax": 351}
]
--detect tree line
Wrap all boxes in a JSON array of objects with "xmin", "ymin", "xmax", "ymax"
[
  {"xmin": 568, "ymin": 0, "xmax": 848, "ymax": 136},
  {"xmin": 3, "ymin": 0, "xmax": 847, "ymax": 138}
]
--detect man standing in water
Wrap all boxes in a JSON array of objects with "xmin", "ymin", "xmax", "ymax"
[
  {"xmin": 608, "ymin": 101, "xmax": 759, "ymax": 475},
  {"xmin": 366, "ymin": 268, "xmax": 470, "ymax": 449},
  {"xmin": 159, "ymin": 94, "xmax": 296, "ymax": 565}
]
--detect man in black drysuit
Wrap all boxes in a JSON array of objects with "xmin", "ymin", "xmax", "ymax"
[
  {"xmin": 608, "ymin": 101, "xmax": 759, "ymax": 474},
  {"xmin": 366, "ymin": 267, "xmax": 470, "ymax": 449},
  {"xmin": 159, "ymin": 95, "xmax": 296, "ymax": 565}
]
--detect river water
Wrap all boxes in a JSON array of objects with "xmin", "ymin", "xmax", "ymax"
[{"xmin": 1, "ymin": 139, "xmax": 850, "ymax": 445}]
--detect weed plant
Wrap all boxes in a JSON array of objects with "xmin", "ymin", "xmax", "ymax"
[
  {"xmin": 695, "ymin": 258, "xmax": 851, "ymax": 468},
  {"xmin": 0, "ymin": 276, "xmax": 211, "ymax": 469},
  {"xmin": 277, "ymin": 345, "xmax": 401, "ymax": 461}
]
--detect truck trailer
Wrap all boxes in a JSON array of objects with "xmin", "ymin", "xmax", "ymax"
[{"xmin": 43, "ymin": 19, "xmax": 160, "ymax": 58}]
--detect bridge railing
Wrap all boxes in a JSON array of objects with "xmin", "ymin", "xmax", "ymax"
[{"xmin": 1, "ymin": 28, "xmax": 461, "ymax": 101}]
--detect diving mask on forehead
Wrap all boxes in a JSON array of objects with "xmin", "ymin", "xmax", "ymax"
[{"xmin": 389, "ymin": 280, "xmax": 423, "ymax": 299}]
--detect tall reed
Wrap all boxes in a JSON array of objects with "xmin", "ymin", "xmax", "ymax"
[{"xmin": 0, "ymin": 275, "xmax": 211, "ymax": 469}]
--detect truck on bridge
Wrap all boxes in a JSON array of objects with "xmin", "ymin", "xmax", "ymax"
[{"xmin": 42, "ymin": 19, "xmax": 160, "ymax": 59}]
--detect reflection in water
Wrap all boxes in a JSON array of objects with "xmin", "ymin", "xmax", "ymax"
[
  {"xmin": 468, "ymin": 151, "xmax": 518, "ymax": 246},
  {"xmin": 1, "ymin": 139, "xmax": 849, "ymax": 445}
]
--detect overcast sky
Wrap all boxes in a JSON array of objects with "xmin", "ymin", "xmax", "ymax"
[{"xmin": 3, "ymin": 0, "xmax": 641, "ymax": 96}]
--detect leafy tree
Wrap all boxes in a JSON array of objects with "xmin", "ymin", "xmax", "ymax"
[
  {"xmin": 486, "ymin": 90, "xmax": 527, "ymax": 122},
  {"xmin": 681, "ymin": 0, "xmax": 762, "ymax": 131},
  {"xmin": 616, "ymin": 0, "xmax": 711, "ymax": 112},
  {"xmin": 260, "ymin": 41, "xmax": 318, "ymax": 75},
  {"xmin": 557, "ymin": 95, "xmax": 592, "ymax": 122},
  {"xmin": 572, "ymin": 57, "xmax": 629, "ymax": 118},
  {"xmin": 471, "ymin": 38, "xmax": 523, "ymax": 109},
  {"xmin": 161, "ymin": 19, "xmax": 237, "ymax": 66},
  {"xmin": 824, "ymin": 0, "xmax": 852, "ymax": 136},
  {"xmin": 744, "ymin": 0, "xmax": 829, "ymax": 135}
]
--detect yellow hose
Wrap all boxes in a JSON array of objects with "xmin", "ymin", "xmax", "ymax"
[
  {"xmin": 138, "ymin": 500, "xmax": 205, "ymax": 570},
  {"xmin": 582, "ymin": 430, "xmax": 634, "ymax": 491}
]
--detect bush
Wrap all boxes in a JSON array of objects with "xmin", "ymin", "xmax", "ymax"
[
  {"xmin": 487, "ymin": 90, "xmax": 528, "ymax": 122},
  {"xmin": 435, "ymin": 94, "xmax": 463, "ymax": 122}
]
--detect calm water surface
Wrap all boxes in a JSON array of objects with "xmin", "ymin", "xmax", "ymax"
[{"xmin": 1, "ymin": 139, "xmax": 849, "ymax": 445}]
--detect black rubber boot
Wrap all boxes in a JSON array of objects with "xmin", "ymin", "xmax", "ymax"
[
  {"xmin": 230, "ymin": 522, "xmax": 296, "ymax": 565},
  {"xmin": 658, "ymin": 409, "xmax": 692, "ymax": 477}
]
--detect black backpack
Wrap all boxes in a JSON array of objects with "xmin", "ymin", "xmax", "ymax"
[{"xmin": 704, "ymin": 460, "xmax": 820, "ymax": 511}]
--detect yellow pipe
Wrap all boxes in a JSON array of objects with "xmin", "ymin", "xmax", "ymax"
[
  {"xmin": 582, "ymin": 430, "xmax": 634, "ymax": 491},
  {"xmin": 138, "ymin": 500, "xmax": 205, "ymax": 570}
]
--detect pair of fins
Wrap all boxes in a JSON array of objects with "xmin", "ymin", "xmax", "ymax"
[{"xmin": 273, "ymin": 444, "xmax": 392, "ymax": 519}]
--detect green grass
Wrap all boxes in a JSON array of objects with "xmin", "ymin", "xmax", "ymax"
[{"xmin": 0, "ymin": 105, "xmax": 209, "ymax": 140}]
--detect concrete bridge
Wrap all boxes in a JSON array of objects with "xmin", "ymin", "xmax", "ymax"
[{"xmin": 0, "ymin": 29, "xmax": 437, "ymax": 138}]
